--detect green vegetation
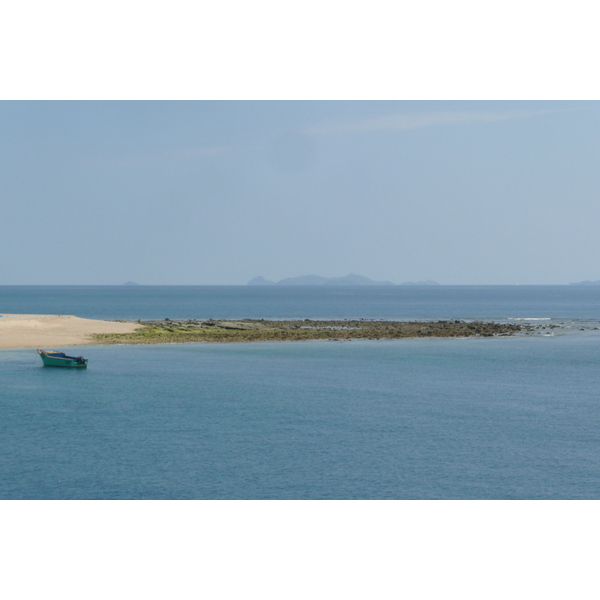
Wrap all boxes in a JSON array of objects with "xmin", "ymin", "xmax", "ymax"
[{"xmin": 91, "ymin": 318, "xmax": 524, "ymax": 345}]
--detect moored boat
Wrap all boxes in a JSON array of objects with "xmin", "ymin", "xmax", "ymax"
[{"xmin": 37, "ymin": 349, "xmax": 88, "ymax": 368}]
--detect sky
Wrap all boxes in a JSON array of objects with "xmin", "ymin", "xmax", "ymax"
[{"xmin": 1, "ymin": 100, "xmax": 599, "ymax": 285}]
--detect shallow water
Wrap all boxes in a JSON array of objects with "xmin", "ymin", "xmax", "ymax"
[{"xmin": 2, "ymin": 335, "xmax": 600, "ymax": 499}]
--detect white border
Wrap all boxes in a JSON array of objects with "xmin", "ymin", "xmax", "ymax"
[
  {"xmin": 1, "ymin": 1, "xmax": 599, "ymax": 99},
  {"xmin": 2, "ymin": 501, "xmax": 598, "ymax": 599}
]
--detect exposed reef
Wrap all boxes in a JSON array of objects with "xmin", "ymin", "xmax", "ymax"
[{"xmin": 92, "ymin": 319, "xmax": 524, "ymax": 345}]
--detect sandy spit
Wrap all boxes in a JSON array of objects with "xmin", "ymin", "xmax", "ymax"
[{"xmin": 0, "ymin": 314, "xmax": 142, "ymax": 349}]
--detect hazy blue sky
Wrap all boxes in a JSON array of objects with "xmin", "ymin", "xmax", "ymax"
[{"xmin": 1, "ymin": 100, "xmax": 598, "ymax": 285}]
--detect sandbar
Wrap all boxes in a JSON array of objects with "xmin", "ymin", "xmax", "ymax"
[
  {"xmin": 1, "ymin": 315, "xmax": 534, "ymax": 349},
  {"xmin": 0, "ymin": 314, "xmax": 142, "ymax": 349}
]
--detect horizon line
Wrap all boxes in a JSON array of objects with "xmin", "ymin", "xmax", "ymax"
[{"xmin": 0, "ymin": 283, "xmax": 596, "ymax": 287}]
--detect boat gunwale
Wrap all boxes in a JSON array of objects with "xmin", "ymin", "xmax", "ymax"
[{"xmin": 37, "ymin": 349, "xmax": 88, "ymax": 367}]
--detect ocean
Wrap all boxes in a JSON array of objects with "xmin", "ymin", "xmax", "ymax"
[
  {"xmin": 1, "ymin": 285, "xmax": 600, "ymax": 499},
  {"xmin": 2, "ymin": 284, "xmax": 600, "ymax": 321}
]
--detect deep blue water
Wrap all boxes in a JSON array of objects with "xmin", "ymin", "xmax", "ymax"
[
  {"xmin": 1, "ymin": 286, "xmax": 600, "ymax": 499},
  {"xmin": 2, "ymin": 284, "xmax": 600, "ymax": 320}
]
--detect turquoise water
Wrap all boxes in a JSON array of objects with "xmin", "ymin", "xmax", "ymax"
[{"xmin": 1, "ymin": 286, "xmax": 600, "ymax": 499}]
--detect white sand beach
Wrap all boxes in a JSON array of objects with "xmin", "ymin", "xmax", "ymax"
[{"xmin": 0, "ymin": 314, "xmax": 142, "ymax": 349}]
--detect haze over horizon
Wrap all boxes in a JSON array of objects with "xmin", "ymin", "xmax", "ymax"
[{"xmin": 1, "ymin": 101, "xmax": 599, "ymax": 286}]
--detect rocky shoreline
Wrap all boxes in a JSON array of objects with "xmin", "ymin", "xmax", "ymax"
[{"xmin": 92, "ymin": 318, "xmax": 526, "ymax": 345}]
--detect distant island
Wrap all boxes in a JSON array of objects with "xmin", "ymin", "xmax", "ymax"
[
  {"xmin": 123, "ymin": 281, "xmax": 140, "ymax": 286},
  {"xmin": 248, "ymin": 274, "xmax": 439, "ymax": 286},
  {"xmin": 398, "ymin": 280, "xmax": 440, "ymax": 286},
  {"xmin": 569, "ymin": 280, "xmax": 600, "ymax": 286},
  {"xmin": 248, "ymin": 274, "xmax": 394, "ymax": 286}
]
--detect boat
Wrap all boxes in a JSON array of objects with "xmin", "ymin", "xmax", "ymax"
[{"xmin": 37, "ymin": 349, "xmax": 88, "ymax": 368}]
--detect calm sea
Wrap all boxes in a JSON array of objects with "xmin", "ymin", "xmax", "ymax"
[
  {"xmin": 1, "ymin": 285, "xmax": 600, "ymax": 499},
  {"xmin": 2, "ymin": 284, "xmax": 600, "ymax": 320}
]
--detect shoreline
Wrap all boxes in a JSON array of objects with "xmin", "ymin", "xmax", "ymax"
[
  {"xmin": 1, "ymin": 315, "xmax": 526, "ymax": 349},
  {"xmin": 4, "ymin": 315, "xmax": 588, "ymax": 350}
]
